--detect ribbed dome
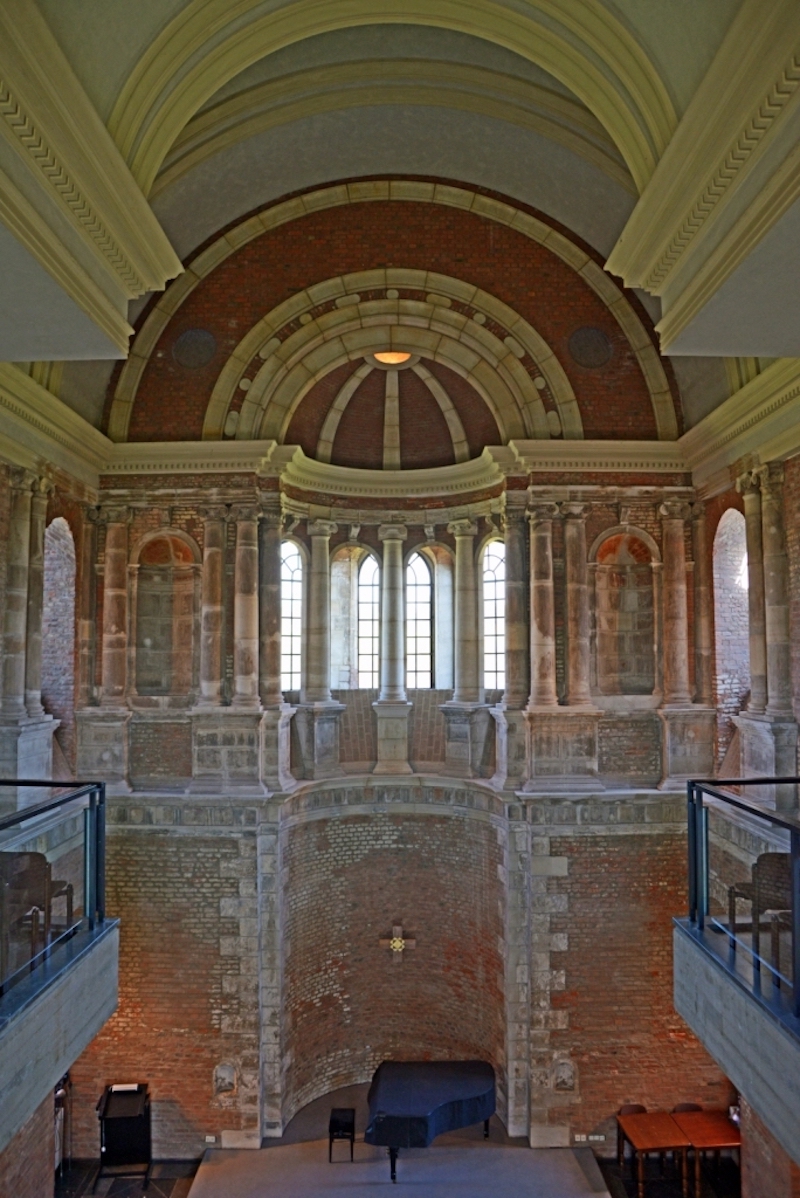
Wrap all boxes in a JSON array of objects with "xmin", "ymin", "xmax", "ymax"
[{"xmin": 284, "ymin": 354, "xmax": 500, "ymax": 470}]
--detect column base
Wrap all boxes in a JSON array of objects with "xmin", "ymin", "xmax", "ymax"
[
  {"xmin": 372, "ymin": 701, "xmax": 413, "ymax": 775},
  {"xmin": 657, "ymin": 705, "xmax": 715, "ymax": 790},
  {"xmin": 76, "ymin": 708, "xmax": 131, "ymax": 789},
  {"xmin": 522, "ymin": 706, "xmax": 601, "ymax": 791},
  {"xmin": 0, "ymin": 712, "xmax": 59, "ymax": 783},
  {"xmin": 733, "ymin": 712, "xmax": 798, "ymax": 810},
  {"xmin": 190, "ymin": 707, "xmax": 267, "ymax": 793},
  {"xmin": 440, "ymin": 703, "xmax": 492, "ymax": 778},
  {"xmin": 489, "ymin": 706, "xmax": 529, "ymax": 791},
  {"xmin": 260, "ymin": 704, "xmax": 296, "ymax": 792},
  {"xmin": 293, "ymin": 703, "xmax": 345, "ymax": 780}
]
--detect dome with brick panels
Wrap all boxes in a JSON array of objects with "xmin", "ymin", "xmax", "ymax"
[{"xmin": 281, "ymin": 352, "xmax": 500, "ymax": 470}]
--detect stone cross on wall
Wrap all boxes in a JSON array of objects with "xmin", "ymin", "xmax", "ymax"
[{"xmin": 379, "ymin": 925, "xmax": 416, "ymax": 963}]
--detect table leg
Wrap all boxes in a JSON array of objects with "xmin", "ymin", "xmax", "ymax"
[
  {"xmin": 695, "ymin": 1145, "xmax": 701, "ymax": 1197},
  {"xmin": 390, "ymin": 1147, "xmax": 398, "ymax": 1183},
  {"xmin": 681, "ymin": 1147, "xmax": 688, "ymax": 1198},
  {"xmin": 637, "ymin": 1150, "xmax": 645, "ymax": 1198}
]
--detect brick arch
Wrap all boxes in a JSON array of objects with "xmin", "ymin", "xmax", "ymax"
[
  {"xmin": 132, "ymin": 528, "xmax": 201, "ymax": 566},
  {"xmin": 108, "ymin": 182, "xmax": 677, "ymax": 445},
  {"xmin": 589, "ymin": 524, "xmax": 660, "ymax": 564}
]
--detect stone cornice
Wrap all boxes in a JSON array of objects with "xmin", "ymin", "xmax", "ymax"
[
  {"xmin": 279, "ymin": 446, "xmax": 506, "ymax": 500},
  {"xmin": 679, "ymin": 358, "xmax": 800, "ymax": 494},
  {"xmin": 0, "ymin": 1, "xmax": 181, "ymax": 301},
  {"xmin": 501, "ymin": 440, "xmax": 688, "ymax": 474},
  {"xmin": 607, "ymin": 0, "xmax": 800, "ymax": 330}
]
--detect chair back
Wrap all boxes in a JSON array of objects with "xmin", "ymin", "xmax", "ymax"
[{"xmin": 754, "ymin": 853, "xmax": 791, "ymax": 911}]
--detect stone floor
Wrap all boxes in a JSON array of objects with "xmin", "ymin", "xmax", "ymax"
[{"xmin": 599, "ymin": 1154, "xmax": 741, "ymax": 1198}]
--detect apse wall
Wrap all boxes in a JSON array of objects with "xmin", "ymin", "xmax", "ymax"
[{"xmin": 279, "ymin": 784, "xmax": 506, "ymax": 1124}]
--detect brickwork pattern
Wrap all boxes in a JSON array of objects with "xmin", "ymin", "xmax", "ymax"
[
  {"xmin": 70, "ymin": 818, "xmax": 260, "ymax": 1158},
  {"xmin": 281, "ymin": 810, "xmax": 505, "ymax": 1123},
  {"xmin": 122, "ymin": 202, "xmax": 667, "ymax": 444},
  {"xmin": 129, "ymin": 718, "xmax": 193, "ymax": 784},
  {"xmin": 598, "ymin": 715, "xmax": 662, "ymax": 786},
  {"xmin": 547, "ymin": 831, "xmax": 732, "ymax": 1137},
  {"xmin": 42, "ymin": 517, "xmax": 77, "ymax": 769},
  {"xmin": 740, "ymin": 1095, "xmax": 800, "ymax": 1198},
  {"xmin": 783, "ymin": 455, "xmax": 800, "ymax": 749},
  {"xmin": 0, "ymin": 1092, "xmax": 54, "ymax": 1198}
]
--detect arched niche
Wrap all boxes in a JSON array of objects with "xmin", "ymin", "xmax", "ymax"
[
  {"xmin": 591, "ymin": 529, "xmax": 657, "ymax": 697},
  {"xmin": 132, "ymin": 532, "xmax": 201, "ymax": 698}
]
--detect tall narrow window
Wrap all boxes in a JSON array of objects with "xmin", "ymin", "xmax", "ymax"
[
  {"xmin": 281, "ymin": 542, "xmax": 303, "ymax": 692},
  {"xmin": 483, "ymin": 541, "xmax": 505, "ymax": 691},
  {"xmin": 406, "ymin": 552, "xmax": 432, "ymax": 688},
  {"xmin": 357, "ymin": 555, "xmax": 380, "ymax": 687}
]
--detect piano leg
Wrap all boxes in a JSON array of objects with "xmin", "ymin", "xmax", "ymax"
[
  {"xmin": 389, "ymin": 1146, "xmax": 398, "ymax": 1182},
  {"xmin": 484, "ymin": 1119, "xmax": 490, "ymax": 1139}
]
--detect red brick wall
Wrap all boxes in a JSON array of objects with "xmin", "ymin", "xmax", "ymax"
[
  {"xmin": 0, "ymin": 1093, "xmax": 54, "ymax": 1198},
  {"xmin": 281, "ymin": 811, "xmax": 504, "ymax": 1121},
  {"xmin": 69, "ymin": 825, "xmax": 259, "ymax": 1158},
  {"xmin": 333, "ymin": 689, "xmax": 449, "ymax": 765},
  {"xmin": 740, "ymin": 1096, "xmax": 800, "ymax": 1198},
  {"xmin": 549, "ymin": 832, "xmax": 732, "ymax": 1135},
  {"xmin": 120, "ymin": 198, "xmax": 673, "ymax": 444}
]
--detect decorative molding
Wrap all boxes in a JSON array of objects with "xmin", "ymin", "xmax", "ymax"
[
  {"xmin": 280, "ymin": 447, "xmax": 505, "ymax": 499},
  {"xmin": 502, "ymin": 440, "xmax": 688, "ymax": 474},
  {"xmin": 153, "ymin": 59, "xmax": 634, "ymax": 198},
  {"xmin": 0, "ymin": 1, "xmax": 181, "ymax": 300},
  {"xmin": 108, "ymin": 0, "xmax": 675, "ymax": 196},
  {"xmin": 607, "ymin": 0, "xmax": 800, "ymax": 310},
  {"xmin": 679, "ymin": 358, "xmax": 800, "ymax": 494}
]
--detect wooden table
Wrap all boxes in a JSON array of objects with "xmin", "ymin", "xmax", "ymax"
[
  {"xmin": 672, "ymin": 1109, "xmax": 741, "ymax": 1196},
  {"xmin": 617, "ymin": 1112, "xmax": 691, "ymax": 1198}
]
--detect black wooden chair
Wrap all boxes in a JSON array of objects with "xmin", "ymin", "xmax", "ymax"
[
  {"xmin": 617, "ymin": 1104, "xmax": 646, "ymax": 1167},
  {"xmin": 329, "ymin": 1107, "xmax": 355, "ymax": 1162},
  {"xmin": 727, "ymin": 852, "xmax": 791, "ymax": 966}
]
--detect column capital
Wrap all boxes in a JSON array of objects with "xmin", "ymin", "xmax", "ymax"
[
  {"xmin": 526, "ymin": 502, "xmax": 559, "ymax": 524},
  {"xmin": 560, "ymin": 501, "xmax": 587, "ymax": 521},
  {"xmin": 658, "ymin": 500, "xmax": 691, "ymax": 522},
  {"xmin": 755, "ymin": 461, "xmax": 784, "ymax": 496},
  {"xmin": 258, "ymin": 509, "xmax": 283, "ymax": 529},
  {"xmin": 446, "ymin": 519, "xmax": 477, "ymax": 538},
  {"xmin": 735, "ymin": 470, "xmax": 760, "ymax": 496},
  {"xmin": 8, "ymin": 466, "xmax": 36, "ymax": 492},
  {"xmin": 308, "ymin": 519, "xmax": 338, "ymax": 538},
  {"xmin": 199, "ymin": 504, "xmax": 229, "ymax": 522},
  {"xmin": 378, "ymin": 523, "xmax": 408, "ymax": 542},
  {"xmin": 32, "ymin": 476, "xmax": 55, "ymax": 497},
  {"xmin": 690, "ymin": 501, "xmax": 705, "ymax": 521},
  {"xmin": 98, "ymin": 503, "xmax": 131, "ymax": 525},
  {"xmin": 230, "ymin": 503, "xmax": 260, "ymax": 523}
]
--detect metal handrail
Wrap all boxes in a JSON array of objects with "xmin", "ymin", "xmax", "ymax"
[
  {"xmin": 0, "ymin": 781, "xmax": 106, "ymax": 996},
  {"xmin": 687, "ymin": 778, "xmax": 800, "ymax": 1020}
]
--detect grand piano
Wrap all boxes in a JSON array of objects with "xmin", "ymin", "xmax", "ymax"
[{"xmin": 364, "ymin": 1060, "xmax": 495, "ymax": 1182}]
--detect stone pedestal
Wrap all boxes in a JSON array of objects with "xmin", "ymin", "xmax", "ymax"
[
  {"xmin": 76, "ymin": 709, "xmax": 131, "ymax": 788},
  {"xmin": 260, "ymin": 705, "xmax": 296, "ymax": 792},
  {"xmin": 657, "ymin": 706, "xmax": 715, "ymax": 789},
  {"xmin": 441, "ymin": 703, "xmax": 493, "ymax": 777},
  {"xmin": 0, "ymin": 714, "xmax": 59, "ymax": 780},
  {"xmin": 734, "ymin": 713, "xmax": 798, "ymax": 810},
  {"xmin": 191, "ymin": 708, "xmax": 266, "ymax": 793},
  {"xmin": 292, "ymin": 703, "xmax": 344, "ymax": 780},
  {"xmin": 490, "ymin": 706, "xmax": 529, "ymax": 791},
  {"xmin": 372, "ymin": 700, "xmax": 413, "ymax": 775},
  {"xmin": 523, "ymin": 708, "xmax": 600, "ymax": 791}
]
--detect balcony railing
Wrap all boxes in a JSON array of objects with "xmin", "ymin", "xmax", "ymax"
[
  {"xmin": 0, "ymin": 781, "xmax": 105, "ymax": 997},
  {"xmin": 684, "ymin": 778, "xmax": 800, "ymax": 1024}
]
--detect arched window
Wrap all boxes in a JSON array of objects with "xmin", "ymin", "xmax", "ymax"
[
  {"xmin": 483, "ymin": 541, "xmax": 505, "ymax": 692},
  {"xmin": 406, "ymin": 552, "xmax": 432, "ymax": 688},
  {"xmin": 280, "ymin": 541, "xmax": 303, "ymax": 692},
  {"xmin": 357, "ymin": 555, "xmax": 380, "ymax": 688},
  {"xmin": 713, "ymin": 509, "xmax": 749, "ymax": 765}
]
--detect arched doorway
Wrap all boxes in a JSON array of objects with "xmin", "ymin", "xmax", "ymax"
[{"xmin": 712, "ymin": 509, "xmax": 750, "ymax": 768}]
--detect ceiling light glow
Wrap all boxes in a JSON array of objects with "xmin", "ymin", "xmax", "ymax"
[{"xmin": 374, "ymin": 351, "xmax": 411, "ymax": 364}]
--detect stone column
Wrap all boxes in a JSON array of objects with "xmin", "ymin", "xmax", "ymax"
[
  {"xmin": 503, "ymin": 504, "xmax": 529, "ymax": 709},
  {"xmin": 448, "ymin": 519, "xmax": 479, "ymax": 705},
  {"xmin": 259, "ymin": 511, "xmax": 283, "ymax": 708},
  {"xmin": 1, "ymin": 468, "xmax": 35, "ymax": 718},
  {"xmin": 691, "ymin": 502, "xmax": 714, "ymax": 706},
  {"xmin": 24, "ymin": 478, "xmax": 53, "ymax": 717},
  {"xmin": 231, "ymin": 505, "xmax": 260, "ymax": 708},
  {"xmin": 527, "ymin": 503, "xmax": 559, "ymax": 708},
  {"xmin": 373, "ymin": 524, "xmax": 412, "ymax": 774},
  {"xmin": 197, "ymin": 506, "xmax": 227, "ymax": 707},
  {"xmin": 126, "ymin": 562, "xmax": 140, "ymax": 698},
  {"xmin": 377, "ymin": 524, "xmax": 408, "ymax": 703},
  {"xmin": 77, "ymin": 507, "xmax": 98, "ymax": 707},
  {"xmin": 757, "ymin": 464, "xmax": 792, "ymax": 717},
  {"xmin": 562, "ymin": 502, "xmax": 592, "ymax": 706},
  {"xmin": 659, "ymin": 501, "xmax": 692, "ymax": 706},
  {"xmin": 302, "ymin": 520, "xmax": 336, "ymax": 704},
  {"xmin": 736, "ymin": 472, "xmax": 768, "ymax": 714}
]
